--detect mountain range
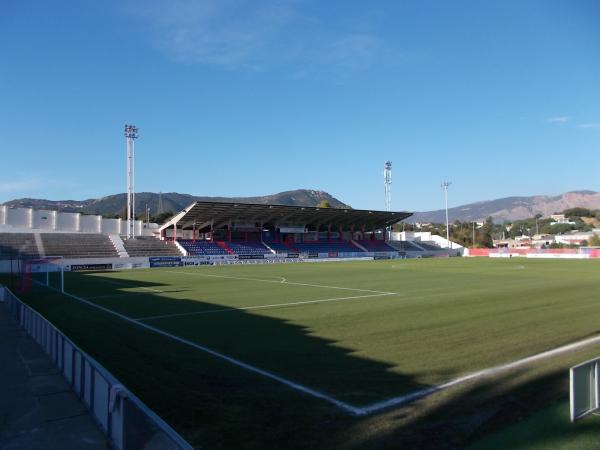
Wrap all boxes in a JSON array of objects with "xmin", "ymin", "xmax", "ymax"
[
  {"xmin": 3, "ymin": 190, "xmax": 599, "ymax": 223},
  {"xmin": 408, "ymin": 191, "xmax": 600, "ymax": 223},
  {"xmin": 2, "ymin": 189, "xmax": 349, "ymax": 216}
]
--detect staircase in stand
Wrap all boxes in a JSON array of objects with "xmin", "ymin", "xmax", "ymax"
[
  {"xmin": 351, "ymin": 240, "xmax": 368, "ymax": 252},
  {"xmin": 217, "ymin": 241, "xmax": 234, "ymax": 255},
  {"xmin": 260, "ymin": 241, "xmax": 277, "ymax": 254},
  {"xmin": 109, "ymin": 235, "xmax": 129, "ymax": 257},
  {"xmin": 284, "ymin": 241, "xmax": 298, "ymax": 253}
]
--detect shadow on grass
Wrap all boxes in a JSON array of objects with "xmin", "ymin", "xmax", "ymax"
[
  {"xmin": 64, "ymin": 270, "xmax": 428, "ymax": 405},
  {"xmin": 341, "ymin": 363, "xmax": 589, "ymax": 450},
  {"xmin": 0, "ymin": 270, "xmax": 426, "ymax": 448},
  {"xmin": 1, "ymin": 270, "xmax": 591, "ymax": 450}
]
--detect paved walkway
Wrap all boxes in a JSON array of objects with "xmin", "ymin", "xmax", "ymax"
[{"xmin": 0, "ymin": 301, "xmax": 109, "ymax": 450}]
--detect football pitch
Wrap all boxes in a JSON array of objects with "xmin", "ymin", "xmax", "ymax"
[{"xmin": 6, "ymin": 257, "xmax": 600, "ymax": 448}]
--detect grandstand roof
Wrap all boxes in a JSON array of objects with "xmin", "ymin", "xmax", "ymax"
[{"xmin": 159, "ymin": 201, "xmax": 412, "ymax": 232}]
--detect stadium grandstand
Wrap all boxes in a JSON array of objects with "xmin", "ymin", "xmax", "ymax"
[
  {"xmin": 0, "ymin": 201, "xmax": 458, "ymax": 268},
  {"xmin": 159, "ymin": 201, "xmax": 412, "ymax": 257}
]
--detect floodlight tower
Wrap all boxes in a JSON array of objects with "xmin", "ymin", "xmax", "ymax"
[
  {"xmin": 441, "ymin": 181, "xmax": 452, "ymax": 249},
  {"xmin": 124, "ymin": 124, "xmax": 139, "ymax": 239},
  {"xmin": 384, "ymin": 161, "xmax": 392, "ymax": 211}
]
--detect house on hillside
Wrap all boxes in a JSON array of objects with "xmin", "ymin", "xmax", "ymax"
[
  {"xmin": 550, "ymin": 214, "xmax": 576, "ymax": 225},
  {"xmin": 554, "ymin": 231, "xmax": 595, "ymax": 245},
  {"xmin": 531, "ymin": 234, "xmax": 555, "ymax": 247}
]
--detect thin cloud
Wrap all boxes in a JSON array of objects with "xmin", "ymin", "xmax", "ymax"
[
  {"xmin": 128, "ymin": 0, "xmax": 401, "ymax": 75},
  {"xmin": 0, "ymin": 179, "xmax": 38, "ymax": 194},
  {"xmin": 546, "ymin": 116, "xmax": 569, "ymax": 123},
  {"xmin": 578, "ymin": 123, "xmax": 600, "ymax": 129},
  {"xmin": 0, "ymin": 176, "xmax": 74, "ymax": 198}
]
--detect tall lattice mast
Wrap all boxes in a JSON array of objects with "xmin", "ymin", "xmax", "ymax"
[
  {"xmin": 441, "ymin": 181, "xmax": 452, "ymax": 248},
  {"xmin": 384, "ymin": 161, "xmax": 392, "ymax": 211},
  {"xmin": 124, "ymin": 124, "xmax": 139, "ymax": 239}
]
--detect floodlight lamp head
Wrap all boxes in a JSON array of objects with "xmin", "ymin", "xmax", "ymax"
[
  {"xmin": 124, "ymin": 124, "xmax": 139, "ymax": 139},
  {"xmin": 384, "ymin": 161, "xmax": 392, "ymax": 170}
]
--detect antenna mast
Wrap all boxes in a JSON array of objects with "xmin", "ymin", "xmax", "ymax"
[{"xmin": 384, "ymin": 161, "xmax": 392, "ymax": 211}]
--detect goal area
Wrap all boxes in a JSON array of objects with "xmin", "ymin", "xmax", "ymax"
[{"xmin": 20, "ymin": 256, "xmax": 65, "ymax": 293}]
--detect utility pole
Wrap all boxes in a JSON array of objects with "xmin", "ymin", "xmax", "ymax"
[
  {"xmin": 384, "ymin": 161, "xmax": 392, "ymax": 241},
  {"xmin": 441, "ymin": 181, "xmax": 452, "ymax": 249}
]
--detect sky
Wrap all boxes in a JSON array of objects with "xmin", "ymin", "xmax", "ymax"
[{"xmin": 1, "ymin": 0, "xmax": 599, "ymax": 212}]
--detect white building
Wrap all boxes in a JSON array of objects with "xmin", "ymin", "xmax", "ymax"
[{"xmin": 0, "ymin": 206, "xmax": 155, "ymax": 236}]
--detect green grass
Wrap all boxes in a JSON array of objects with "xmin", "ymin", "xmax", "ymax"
[
  {"xmin": 5, "ymin": 257, "xmax": 600, "ymax": 448},
  {"xmin": 471, "ymin": 400, "xmax": 600, "ymax": 450}
]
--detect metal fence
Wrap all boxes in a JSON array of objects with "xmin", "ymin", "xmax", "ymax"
[
  {"xmin": 1, "ymin": 286, "xmax": 194, "ymax": 450},
  {"xmin": 570, "ymin": 357, "xmax": 600, "ymax": 422}
]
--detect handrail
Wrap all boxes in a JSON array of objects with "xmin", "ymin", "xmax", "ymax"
[{"xmin": 0, "ymin": 286, "xmax": 194, "ymax": 450}]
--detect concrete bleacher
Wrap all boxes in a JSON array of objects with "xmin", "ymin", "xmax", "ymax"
[
  {"xmin": 177, "ymin": 240, "xmax": 229, "ymax": 256},
  {"xmin": 123, "ymin": 237, "xmax": 182, "ymax": 257},
  {"xmin": 41, "ymin": 233, "xmax": 119, "ymax": 259},
  {"xmin": 355, "ymin": 240, "xmax": 396, "ymax": 252},
  {"xmin": 387, "ymin": 241, "xmax": 424, "ymax": 252},
  {"xmin": 415, "ymin": 241, "xmax": 443, "ymax": 251},
  {"xmin": 0, "ymin": 233, "xmax": 40, "ymax": 259}
]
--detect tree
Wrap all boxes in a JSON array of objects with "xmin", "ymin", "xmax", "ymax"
[
  {"xmin": 541, "ymin": 223, "xmax": 574, "ymax": 235},
  {"xmin": 317, "ymin": 200, "xmax": 331, "ymax": 208},
  {"xmin": 563, "ymin": 207, "xmax": 592, "ymax": 218},
  {"xmin": 477, "ymin": 217, "xmax": 494, "ymax": 247},
  {"xmin": 588, "ymin": 234, "xmax": 600, "ymax": 247},
  {"xmin": 150, "ymin": 211, "xmax": 175, "ymax": 224}
]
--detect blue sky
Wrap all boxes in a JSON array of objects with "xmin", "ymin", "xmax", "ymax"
[{"xmin": 1, "ymin": 0, "xmax": 599, "ymax": 212}]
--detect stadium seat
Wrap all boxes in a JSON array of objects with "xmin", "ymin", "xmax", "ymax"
[
  {"xmin": 354, "ymin": 240, "xmax": 396, "ymax": 252},
  {"xmin": 122, "ymin": 237, "xmax": 182, "ymax": 257},
  {"xmin": 177, "ymin": 240, "xmax": 229, "ymax": 255},
  {"xmin": 292, "ymin": 239, "xmax": 363, "ymax": 254}
]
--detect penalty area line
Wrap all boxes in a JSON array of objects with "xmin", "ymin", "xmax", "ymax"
[
  {"xmin": 28, "ymin": 281, "xmax": 600, "ymax": 417},
  {"xmin": 136, "ymin": 292, "xmax": 397, "ymax": 321},
  {"xmin": 99, "ymin": 278, "xmax": 164, "ymax": 293},
  {"xmin": 88, "ymin": 292, "xmax": 158, "ymax": 300},
  {"xmin": 360, "ymin": 333, "xmax": 600, "ymax": 415},
  {"xmin": 36, "ymin": 283, "xmax": 364, "ymax": 416},
  {"xmin": 170, "ymin": 270, "xmax": 397, "ymax": 295}
]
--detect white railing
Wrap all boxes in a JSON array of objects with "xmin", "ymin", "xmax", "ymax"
[
  {"xmin": 1, "ymin": 286, "xmax": 194, "ymax": 450},
  {"xmin": 109, "ymin": 234, "xmax": 129, "ymax": 258},
  {"xmin": 173, "ymin": 240, "xmax": 188, "ymax": 256}
]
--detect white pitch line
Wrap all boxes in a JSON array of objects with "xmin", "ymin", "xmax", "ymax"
[
  {"xmin": 360, "ymin": 333, "xmax": 600, "ymax": 415},
  {"xmin": 136, "ymin": 292, "xmax": 397, "ymax": 321},
  {"xmin": 101, "ymin": 278, "xmax": 163, "ymax": 293},
  {"xmin": 37, "ymin": 283, "xmax": 363, "ymax": 416},
  {"xmin": 89, "ymin": 292, "xmax": 155, "ymax": 300},
  {"xmin": 171, "ymin": 270, "xmax": 396, "ymax": 295},
  {"xmin": 30, "ymin": 279, "xmax": 600, "ymax": 417}
]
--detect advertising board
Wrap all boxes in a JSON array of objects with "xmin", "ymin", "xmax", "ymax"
[
  {"xmin": 70, "ymin": 263, "xmax": 113, "ymax": 271},
  {"xmin": 149, "ymin": 257, "xmax": 182, "ymax": 268}
]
